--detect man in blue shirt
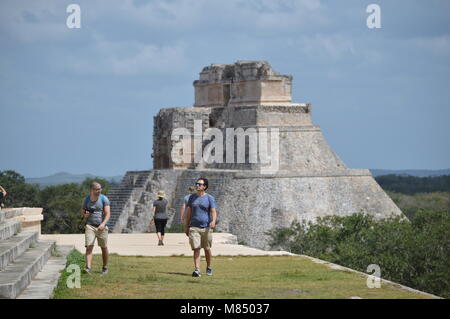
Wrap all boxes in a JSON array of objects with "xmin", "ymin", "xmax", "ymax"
[{"xmin": 185, "ymin": 177, "xmax": 217, "ymax": 277}]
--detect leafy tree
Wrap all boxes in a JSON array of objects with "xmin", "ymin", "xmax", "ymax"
[
  {"xmin": 1, "ymin": 170, "xmax": 111, "ymax": 234},
  {"xmin": 39, "ymin": 178, "xmax": 111, "ymax": 234},
  {"xmin": 0, "ymin": 170, "xmax": 40, "ymax": 207},
  {"xmin": 39, "ymin": 183, "xmax": 86, "ymax": 234}
]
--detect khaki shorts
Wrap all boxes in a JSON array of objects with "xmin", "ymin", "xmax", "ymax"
[
  {"xmin": 85, "ymin": 224, "xmax": 108, "ymax": 248},
  {"xmin": 189, "ymin": 227, "xmax": 213, "ymax": 250}
]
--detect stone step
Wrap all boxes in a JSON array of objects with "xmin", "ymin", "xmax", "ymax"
[
  {"xmin": 17, "ymin": 245, "xmax": 74, "ymax": 299},
  {"xmin": 0, "ymin": 232, "xmax": 39, "ymax": 271},
  {"xmin": 110, "ymin": 210, "xmax": 125, "ymax": 214},
  {"xmin": 108, "ymin": 188, "xmax": 134, "ymax": 192},
  {"xmin": 0, "ymin": 210, "xmax": 23, "ymax": 224},
  {"xmin": 0, "ymin": 240, "xmax": 56, "ymax": 299},
  {"xmin": 111, "ymin": 205, "xmax": 126, "ymax": 209},
  {"xmin": 108, "ymin": 191, "xmax": 133, "ymax": 194},
  {"xmin": 109, "ymin": 212, "xmax": 121, "ymax": 216},
  {"xmin": 110, "ymin": 205, "xmax": 126, "ymax": 210},
  {"xmin": 108, "ymin": 190, "xmax": 133, "ymax": 194},
  {"xmin": 0, "ymin": 220, "xmax": 21, "ymax": 241}
]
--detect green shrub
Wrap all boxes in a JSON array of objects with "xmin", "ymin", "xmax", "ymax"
[{"xmin": 268, "ymin": 211, "xmax": 450, "ymax": 298}]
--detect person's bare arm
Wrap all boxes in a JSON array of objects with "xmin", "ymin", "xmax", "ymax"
[
  {"xmin": 98, "ymin": 205, "xmax": 110, "ymax": 231},
  {"xmin": 209, "ymin": 208, "xmax": 217, "ymax": 229},
  {"xmin": 185, "ymin": 206, "xmax": 192, "ymax": 236},
  {"xmin": 180, "ymin": 204, "xmax": 186, "ymax": 221}
]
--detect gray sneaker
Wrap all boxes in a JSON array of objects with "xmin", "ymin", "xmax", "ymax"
[
  {"xmin": 84, "ymin": 267, "xmax": 91, "ymax": 275},
  {"xmin": 192, "ymin": 269, "xmax": 201, "ymax": 277},
  {"xmin": 206, "ymin": 267, "xmax": 213, "ymax": 276},
  {"xmin": 101, "ymin": 267, "xmax": 109, "ymax": 275}
]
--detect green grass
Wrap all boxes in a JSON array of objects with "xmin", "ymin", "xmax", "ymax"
[{"xmin": 53, "ymin": 250, "xmax": 435, "ymax": 299}]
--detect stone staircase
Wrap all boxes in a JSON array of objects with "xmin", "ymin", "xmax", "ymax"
[
  {"xmin": 0, "ymin": 209, "xmax": 58, "ymax": 299},
  {"xmin": 106, "ymin": 170, "xmax": 153, "ymax": 232}
]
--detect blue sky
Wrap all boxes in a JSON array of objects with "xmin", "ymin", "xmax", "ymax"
[{"xmin": 1, "ymin": 0, "xmax": 449, "ymax": 178}]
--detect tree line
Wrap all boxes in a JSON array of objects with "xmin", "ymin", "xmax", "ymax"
[
  {"xmin": 0, "ymin": 170, "xmax": 113, "ymax": 234},
  {"xmin": 375, "ymin": 174, "xmax": 450, "ymax": 194}
]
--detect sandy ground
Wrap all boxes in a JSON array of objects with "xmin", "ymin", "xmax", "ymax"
[{"xmin": 40, "ymin": 233, "xmax": 294, "ymax": 256}]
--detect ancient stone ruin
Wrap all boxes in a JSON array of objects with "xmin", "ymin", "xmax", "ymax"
[
  {"xmin": 0, "ymin": 208, "xmax": 71, "ymax": 299},
  {"xmin": 106, "ymin": 61, "xmax": 403, "ymax": 249}
]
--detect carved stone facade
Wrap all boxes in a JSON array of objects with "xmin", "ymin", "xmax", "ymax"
[{"xmin": 194, "ymin": 61, "xmax": 292, "ymax": 107}]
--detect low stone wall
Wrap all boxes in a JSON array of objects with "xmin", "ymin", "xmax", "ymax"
[{"xmin": 1, "ymin": 208, "xmax": 44, "ymax": 235}]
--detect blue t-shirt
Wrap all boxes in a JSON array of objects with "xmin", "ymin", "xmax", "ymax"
[
  {"xmin": 82, "ymin": 194, "xmax": 110, "ymax": 226},
  {"xmin": 187, "ymin": 193, "xmax": 217, "ymax": 228},
  {"xmin": 184, "ymin": 194, "xmax": 191, "ymax": 205}
]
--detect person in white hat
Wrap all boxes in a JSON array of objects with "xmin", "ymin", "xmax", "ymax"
[{"xmin": 152, "ymin": 190, "xmax": 168, "ymax": 245}]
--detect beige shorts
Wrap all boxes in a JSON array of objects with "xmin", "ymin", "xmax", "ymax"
[
  {"xmin": 189, "ymin": 227, "xmax": 212, "ymax": 250},
  {"xmin": 85, "ymin": 224, "xmax": 108, "ymax": 248}
]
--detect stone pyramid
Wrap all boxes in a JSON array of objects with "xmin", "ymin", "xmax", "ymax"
[{"xmin": 107, "ymin": 61, "xmax": 403, "ymax": 249}]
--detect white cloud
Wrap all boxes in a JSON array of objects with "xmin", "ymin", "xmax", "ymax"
[
  {"xmin": 60, "ymin": 37, "xmax": 189, "ymax": 76},
  {"xmin": 98, "ymin": 0, "xmax": 328, "ymax": 33},
  {"xmin": 0, "ymin": 1, "xmax": 69, "ymax": 43},
  {"xmin": 411, "ymin": 35, "xmax": 450, "ymax": 57},
  {"xmin": 298, "ymin": 34, "xmax": 356, "ymax": 60}
]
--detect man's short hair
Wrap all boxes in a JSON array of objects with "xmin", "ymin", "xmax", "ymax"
[
  {"xmin": 90, "ymin": 181, "xmax": 102, "ymax": 190},
  {"xmin": 197, "ymin": 177, "xmax": 208, "ymax": 190}
]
